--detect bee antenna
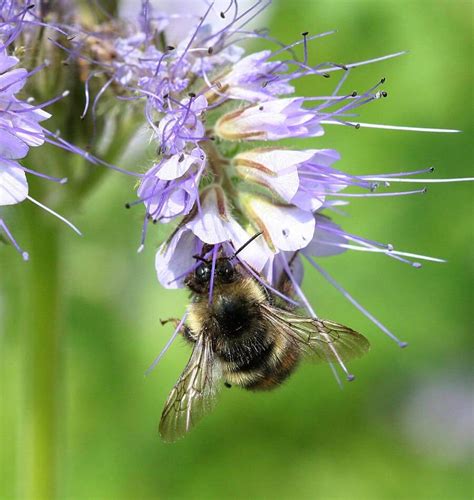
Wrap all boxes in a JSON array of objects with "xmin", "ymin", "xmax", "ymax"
[
  {"xmin": 232, "ymin": 232, "xmax": 263, "ymax": 259},
  {"xmin": 192, "ymin": 254, "xmax": 209, "ymax": 263}
]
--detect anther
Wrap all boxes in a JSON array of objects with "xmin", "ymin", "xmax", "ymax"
[
  {"xmin": 323, "ymin": 73, "xmax": 330, "ymax": 78},
  {"xmin": 208, "ymin": 47, "xmax": 214, "ymax": 55},
  {"xmin": 380, "ymin": 77, "xmax": 386, "ymax": 84},
  {"xmin": 381, "ymin": 91, "xmax": 388, "ymax": 97},
  {"xmin": 429, "ymin": 166, "xmax": 435, "ymax": 172},
  {"xmin": 188, "ymin": 92, "xmax": 196, "ymax": 98},
  {"xmin": 351, "ymin": 91, "xmax": 358, "ymax": 97},
  {"xmin": 178, "ymin": 153, "xmax": 185, "ymax": 162},
  {"xmin": 355, "ymin": 123, "xmax": 361, "ymax": 129},
  {"xmin": 220, "ymin": 11, "xmax": 225, "ymax": 18},
  {"xmin": 301, "ymin": 31, "xmax": 309, "ymax": 36},
  {"xmin": 167, "ymin": 45, "xmax": 175, "ymax": 51},
  {"xmin": 124, "ymin": 203, "xmax": 131, "ymax": 209},
  {"xmin": 163, "ymin": 93, "xmax": 169, "ymax": 99},
  {"xmin": 258, "ymin": 105, "xmax": 264, "ymax": 111},
  {"xmin": 421, "ymin": 187, "xmax": 428, "ymax": 194}
]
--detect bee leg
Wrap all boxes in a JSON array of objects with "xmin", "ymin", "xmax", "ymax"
[
  {"xmin": 160, "ymin": 317, "xmax": 194, "ymax": 344},
  {"xmin": 224, "ymin": 382, "xmax": 232, "ymax": 389},
  {"xmin": 160, "ymin": 317, "xmax": 181, "ymax": 327}
]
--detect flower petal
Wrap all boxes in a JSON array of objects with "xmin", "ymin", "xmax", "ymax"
[
  {"xmin": 155, "ymin": 227, "xmax": 197, "ymax": 288},
  {"xmin": 302, "ymin": 216, "xmax": 347, "ymax": 257},
  {"xmin": 244, "ymin": 195, "xmax": 315, "ymax": 251},
  {"xmin": 235, "ymin": 148, "xmax": 315, "ymax": 202},
  {"xmin": 0, "ymin": 159, "xmax": 28, "ymax": 206},
  {"xmin": 186, "ymin": 186, "xmax": 230, "ymax": 244}
]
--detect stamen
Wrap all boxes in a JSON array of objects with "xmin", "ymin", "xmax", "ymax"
[
  {"xmin": 320, "ymin": 187, "xmax": 427, "ymax": 197},
  {"xmin": 20, "ymin": 165, "xmax": 68, "ymax": 184},
  {"xmin": 0, "ymin": 218, "xmax": 29, "ymax": 261},
  {"xmin": 26, "ymin": 196, "xmax": 82, "ymax": 236},
  {"xmin": 173, "ymin": 2, "xmax": 214, "ymax": 75},
  {"xmin": 278, "ymin": 254, "xmax": 355, "ymax": 381},
  {"xmin": 208, "ymin": 244, "xmax": 219, "ymax": 304},
  {"xmin": 323, "ymin": 51, "xmax": 408, "ymax": 74},
  {"xmin": 322, "ymin": 120, "xmax": 461, "ymax": 133},
  {"xmin": 302, "ymin": 31, "xmax": 309, "ymax": 65},
  {"xmin": 362, "ymin": 176, "xmax": 474, "ymax": 184},
  {"xmin": 278, "ymin": 253, "xmax": 317, "ymax": 316},
  {"xmin": 13, "ymin": 90, "xmax": 70, "ymax": 113},
  {"xmin": 270, "ymin": 30, "xmax": 336, "ymax": 59},
  {"xmin": 137, "ymin": 214, "xmax": 151, "ymax": 253},
  {"xmin": 238, "ymin": 259, "xmax": 300, "ymax": 307},
  {"xmin": 307, "ymin": 257, "xmax": 408, "ymax": 348}
]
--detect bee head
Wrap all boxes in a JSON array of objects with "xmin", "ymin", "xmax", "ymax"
[
  {"xmin": 186, "ymin": 234, "xmax": 262, "ymax": 294},
  {"xmin": 194, "ymin": 258, "xmax": 236, "ymax": 287}
]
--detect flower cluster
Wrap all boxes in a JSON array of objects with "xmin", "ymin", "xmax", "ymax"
[
  {"xmin": 0, "ymin": 0, "xmax": 469, "ymax": 379},
  {"xmin": 83, "ymin": 4, "xmax": 399, "ymax": 272},
  {"xmin": 0, "ymin": 1, "xmax": 84, "ymax": 258},
  {"xmin": 78, "ymin": 0, "xmax": 467, "ymax": 380}
]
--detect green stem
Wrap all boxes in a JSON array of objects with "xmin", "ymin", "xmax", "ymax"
[{"xmin": 21, "ymin": 210, "xmax": 62, "ymax": 500}]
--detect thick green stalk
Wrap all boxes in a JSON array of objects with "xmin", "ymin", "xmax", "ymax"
[{"xmin": 21, "ymin": 211, "xmax": 62, "ymax": 500}]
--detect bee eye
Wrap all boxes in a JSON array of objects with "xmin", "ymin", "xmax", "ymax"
[
  {"xmin": 218, "ymin": 260, "xmax": 235, "ymax": 283},
  {"xmin": 195, "ymin": 263, "xmax": 211, "ymax": 283}
]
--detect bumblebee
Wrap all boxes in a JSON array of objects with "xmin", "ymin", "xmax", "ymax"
[{"xmin": 159, "ymin": 238, "xmax": 370, "ymax": 442}]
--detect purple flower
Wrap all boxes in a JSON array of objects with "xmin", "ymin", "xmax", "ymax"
[
  {"xmin": 185, "ymin": 185, "xmax": 272, "ymax": 268},
  {"xmin": 205, "ymin": 50, "xmax": 294, "ymax": 104},
  {"xmin": 0, "ymin": 45, "xmax": 81, "ymax": 258},
  {"xmin": 0, "ymin": 51, "xmax": 50, "ymax": 158},
  {"xmin": 215, "ymin": 98, "xmax": 325, "ymax": 141}
]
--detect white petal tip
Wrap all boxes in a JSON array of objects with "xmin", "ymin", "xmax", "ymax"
[
  {"xmin": 399, "ymin": 341, "xmax": 409, "ymax": 349},
  {"xmin": 62, "ymin": 90, "xmax": 70, "ymax": 97},
  {"xmin": 59, "ymin": 177, "xmax": 68, "ymax": 184},
  {"xmin": 22, "ymin": 252, "xmax": 29, "ymax": 261},
  {"xmin": 137, "ymin": 244, "xmax": 145, "ymax": 253}
]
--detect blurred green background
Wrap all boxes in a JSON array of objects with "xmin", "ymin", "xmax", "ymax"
[{"xmin": 1, "ymin": 0, "xmax": 472, "ymax": 498}]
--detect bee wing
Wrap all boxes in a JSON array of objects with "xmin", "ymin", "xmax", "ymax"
[
  {"xmin": 260, "ymin": 303, "xmax": 370, "ymax": 363},
  {"xmin": 159, "ymin": 335, "xmax": 220, "ymax": 442}
]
